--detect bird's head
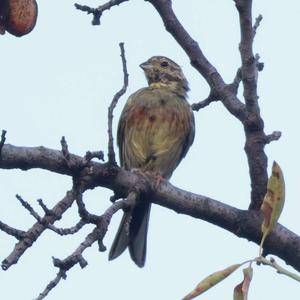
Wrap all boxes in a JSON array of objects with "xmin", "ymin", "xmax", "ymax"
[{"xmin": 140, "ymin": 56, "xmax": 189, "ymax": 97}]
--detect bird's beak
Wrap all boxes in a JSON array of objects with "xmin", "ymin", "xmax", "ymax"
[{"xmin": 139, "ymin": 61, "xmax": 152, "ymax": 70}]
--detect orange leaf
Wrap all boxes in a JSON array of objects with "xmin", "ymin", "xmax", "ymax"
[
  {"xmin": 260, "ymin": 161, "xmax": 285, "ymax": 251},
  {"xmin": 233, "ymin": 267, "xmax": 253, "ymax": 300}
]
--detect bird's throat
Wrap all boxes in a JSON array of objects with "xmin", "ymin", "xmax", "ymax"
[{"xmin": 149, "ymin": 81, "xmax": 187, "ymax": 97}]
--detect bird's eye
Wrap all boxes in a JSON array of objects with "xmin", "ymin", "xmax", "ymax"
[{"xmin": 160, "ymin": 61, "xmax": 169, "ymax": 68}]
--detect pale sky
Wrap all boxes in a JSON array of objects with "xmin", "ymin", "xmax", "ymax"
[{"xmin": 1, "ymin": 1, "xmax": 300, "ymax": 299}]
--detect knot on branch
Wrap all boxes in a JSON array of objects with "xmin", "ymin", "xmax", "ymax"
[
  {"xmin": 243, "ymin": 112, "xmax": 265, "ymax": 133},
  {"xmin": 266, "ymin": 131, "xmax": 281, "ymax": 144},
  {"xmin": 53, "ymin": 255, "xmax": 87, "ymax": 271}
]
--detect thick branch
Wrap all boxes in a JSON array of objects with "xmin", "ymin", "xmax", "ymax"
[
  {"xmin": 0, "ymin": 144, "xmax": 299, "ymax": 272},
  {"xmin": 74, "ymin": 0, "xmax": 275, "ymax": 210},
  {"xmin": 0, "ymin": 144, "xmax": 87, "ymax": 175},
  {"xmin": 234, "ymin": 0, "xmax": 269, "ymax": 209},
  {"xmin": 145, "ymin": 0, "xmax": 274, "ymax": 210},
  {"xmin": 235, "ymin": 0, "xmax": 259, "ymax": 110},
  {"xmin": 152, "ymin": 181, "xmax": 300, "ymax": 273}
]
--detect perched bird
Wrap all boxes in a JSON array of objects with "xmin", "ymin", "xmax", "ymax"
[{"xmin": 109, "ymin": 56, "xmax": 195, "ymax": 267}]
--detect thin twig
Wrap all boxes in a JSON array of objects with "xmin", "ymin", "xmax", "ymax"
[
  {"xmin": 266, "ymin": 131, "xmax": 282, "ymax": 144},
  {"xmin": 74, "ymin": 0, "xmax": 129, "ymax": 25},
  {"xmin": 230, "ymin": 67, "xmax": 242, "ymax": 94},
  {"xmin": 16, "ymin": 194, "xmax": 42, "ymax": 222},
  {"xmin": 36, "ymin": 199, "xmax": 128, "ymax": 299},
  {"xmin": 0, "ymin": 129, "xmax": 7, "ymax": 156},
  {"xmin": 35, "ymin": 270, "xmax": 66, "ymax": 300},
  {"xmin": 16, "ymin": 195, "xmax": 86, "ymax": 235},
  {"xmin": 253, "ymin": 14, "xmax": 263, "ymax": 36},
  {"xmin": 107, "ymin": 42, "xmax": 129, "ymax": 165},
  {"xmin": 0, "ymin": 221, "xmax": 27, "ymax": 240},
  {"xmin": 60, "ymin": 136, "xmax": 70, "ymax": 161},
  {"xmin": 191, "ymin": 93, "xmax": 219, "ymax": 111},
  {"xmin": 2, "ymin": 190, "xmax": 76, "ymax": 270},
  {"xmin": 257, "ymin": 256, "xmax": 300, "ymax": 282},
  {"xmin": 84, "ymin": 150, "xmax": 104, "ymax": 162},
  {"xmin": 73, "ymin": 182, "xmax": 101, "ymax": 224},
  {"xmin": 255, "ymin": 53, "xmax": 264, "ymax": 72},
  {"xmin": 49, "ymin": 220, "xmax": 87, "ymax": 236},
  {"xmin": 37, "ymin": 199, "xmax": 54, "ymax": 216}
]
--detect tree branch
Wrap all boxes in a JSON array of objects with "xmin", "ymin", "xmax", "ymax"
[
  {"xmin": 74, "ymin": 0, "xmax": 129, "ymax": 25},
  {"xmin": 0, "ymin": 144, "xmax": 87, "ymax": 175},
  {"xmin": 235, "ymin": 0, "xmax": 258, "ymax": 108},
  {"xmin": 75, "ymin": 0, "xmax": 278, "ymax": 210},
  {"xmin": 0, "ymin": 144, "xmax": 299, "ymax": 272},
  {"xmin": 230, "ymin": 67, "xmax": 242, "ymax": 94},
  {"xmin": 0, "ymin": 220, "xmax": 27, "ymax": 240},
  {"xmin": 146, "ymin": 0, "xmax": 247, "ymax": 121},
  {"xmin": 253, "ymin": 14, "xmax": 263, "ymax": 36},
  {"xmin": 266, "ymin": 131, "xmax": 282, "ymax": 144},
  {"xmin": 60, "ymin": 136, "xmax": 70, "ymax": 161},
  {"xmin": 145, "ymin": 0, "xmax": 279, "ymax": 210},
  {"xmin": 16, "ymin": 195, "xmax": 87, "ymax": 236},
  {"xmin": 191, "ymin": 92, "xmax": 219, "ymax": 111},
  {"xmin": 234, "ymin": 0, "xmax": 270, "ymax": 209},
  {"xmin": 107, "ymin": 42, "xmax": 129, "ymax": 165},
  {"xmin": 2, "ymin": 189, "xmax": 77, "ymax": 270},
  {"xmin": 35, "ymin": 199, "xmax": 127, "ymax": 299},
  {"xmin": 0, "ymin": 129, "xmax": 6, "ymax": 155}
]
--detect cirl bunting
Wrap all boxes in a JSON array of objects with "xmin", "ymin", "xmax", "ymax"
[{"xmin": 109, "ymin": 56, "xmax": 195, "ymax": 267}]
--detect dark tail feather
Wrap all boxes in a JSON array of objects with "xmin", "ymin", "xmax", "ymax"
[
  {"xmin": 109, "ymin": 202, "xmax": 151, "ymax": 268},
  {"xmin": 109, "ymin": 211, "xmax": 132, "ymax": 261},
  {"xmin": 129, "ymin": 203, "xmax": 151, "ymax": 267}
]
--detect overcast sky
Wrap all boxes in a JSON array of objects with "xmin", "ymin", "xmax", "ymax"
[{"xmin": 1, "ymin": 1, "xmax": 300, "ymax": 299}]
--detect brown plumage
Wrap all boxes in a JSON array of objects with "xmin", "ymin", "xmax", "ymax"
[{"xmin": 109, "ymin": 56, "xmax": 195, "ymax": 267}]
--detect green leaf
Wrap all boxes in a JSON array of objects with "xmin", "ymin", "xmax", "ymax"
[{"xmin": 182, "ymin": 264, "xmax": 241, "ymax": 300}]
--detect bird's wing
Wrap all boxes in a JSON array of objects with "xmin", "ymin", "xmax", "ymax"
[{"xmin": 179, "ymin": 107, "xmax": 195, "ymax": 161}]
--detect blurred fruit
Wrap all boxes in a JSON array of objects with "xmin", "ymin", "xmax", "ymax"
[{"xmin": 0, "ymin": 0, "xmax": 38, "ymax": 37}]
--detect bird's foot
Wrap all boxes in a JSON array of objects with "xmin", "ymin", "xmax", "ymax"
[{"xmin": 130, "ymin": 169, "xmax": 165, "ymax": 189}]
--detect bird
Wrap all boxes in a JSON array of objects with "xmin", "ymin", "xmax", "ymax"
[{"xmin": 109, "ymin": 56, "xmax": 195, "ymax": 267}]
